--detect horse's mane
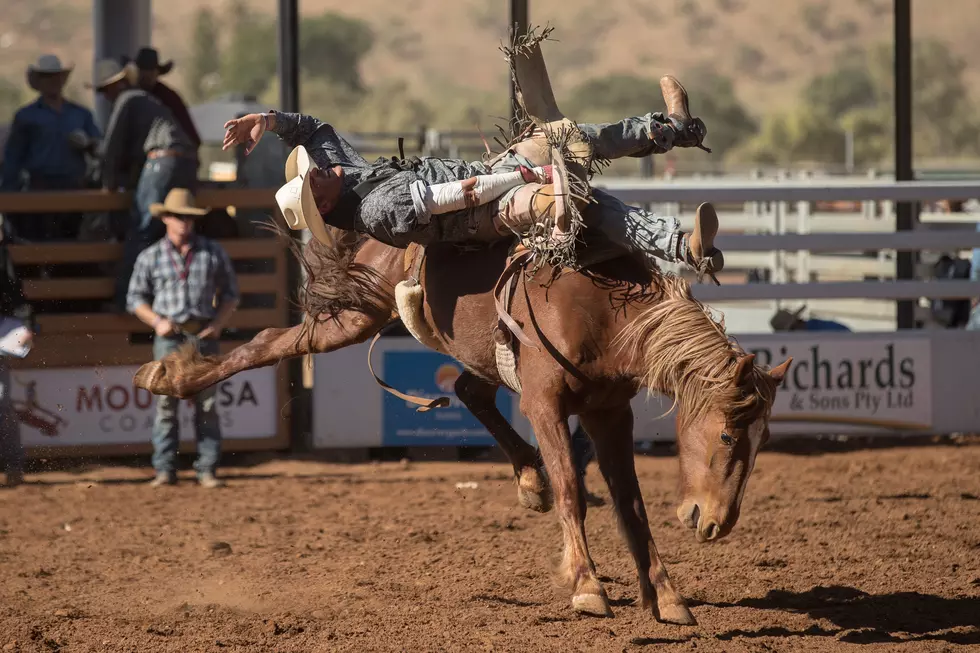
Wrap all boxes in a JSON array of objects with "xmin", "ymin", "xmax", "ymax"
[{"xmin": 613, "ymin": 274, "xmax": 778, "ymax": 430}]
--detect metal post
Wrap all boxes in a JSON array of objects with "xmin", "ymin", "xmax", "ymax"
[
  {"xmin": 277, "ymin": 0, "xmax": 304, "ymax": 449},
  {"xmin": 895, "ymin": 0, "xmax": 917, "ymax": 329},
  {"xmin": 278, "ymin": 0, "xmax": 300, "ymax": 113},
  {"xmin": 92, "ymin": 0, "xmax": 151, "ymax": 128},
  {"xmin": 509, "ymin": 0, "xmax": 529, "ymax": 127}
]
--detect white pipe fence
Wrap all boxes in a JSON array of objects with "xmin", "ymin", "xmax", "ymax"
[{"xmin": 592, "ymin": 179, "xmax": 980, "ymax": 304}]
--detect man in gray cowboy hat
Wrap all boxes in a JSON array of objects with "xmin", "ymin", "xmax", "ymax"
[
  {"xmin": 2, "ymin": 54, "xmax": 101, "ymax": 241},
  {"xmin": 90, "ymin": 58, "xmax": 198, "ymax": 311},
  {"xmin": 771, "ymin": 306, "xmax": 850, "ymax": 332},
  {"xmin": 132, "ymin": 47, "xmax": 201, "ymax": 150},
  {"xmin": 127, "ymin": 188, "xmax": 239, "ymax": 488}
]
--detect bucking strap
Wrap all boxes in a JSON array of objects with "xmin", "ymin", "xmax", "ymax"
[
  {"xmin": 493, "ymin": 249, "xmax": 539, "ymax": 350},
  {"xmin": 367, "ymin": 332, "xmax": 449, "ymax": 412}
]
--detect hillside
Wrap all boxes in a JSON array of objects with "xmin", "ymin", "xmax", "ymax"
[{"xmin": 3, "ymin": 0, "xmax": 980, "ymax": 126}]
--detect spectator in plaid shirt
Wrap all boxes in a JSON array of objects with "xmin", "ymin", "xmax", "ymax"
[{"xmin": 126, "ymin": 189, "xmax": 239, "ymax": 488}]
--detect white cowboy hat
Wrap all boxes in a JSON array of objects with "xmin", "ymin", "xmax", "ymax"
[
  {"xmin": 87, "ymin": 58, "xmax": 137, "ymax": 90},
  {"xmin": 275, "ymin": 146, "xmax": 334, "ymax": 246},
  {"xmin": 28, "ymin": 54, "xmax": 74, "ymax": 75},
  {"xmin": 284, "ymin": 144, "xmax": 315, "ymax": 182}
]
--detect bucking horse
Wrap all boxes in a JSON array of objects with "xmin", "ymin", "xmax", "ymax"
[{"xmin": 134, "ymin": 28, "xmax": 792, "ymax": 624}]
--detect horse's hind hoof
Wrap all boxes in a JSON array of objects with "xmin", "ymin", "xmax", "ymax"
[
  {"xmin": 517, "ymin": 466, "xmax": 553, "ymax": 513},
  {"xmin": 134, "ymin": 361, "xmax": 166, "ymax": 395},
  {"xmin": 572, "ymin": 592, "xmax": 613, "ymax": 618},
  {"xmin": 656, "ymin": 601, "xmax": 697, "ymax": 626}
]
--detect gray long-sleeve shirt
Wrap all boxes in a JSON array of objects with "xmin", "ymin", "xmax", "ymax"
[
  {"xmin": 100, "ymin": 89, "xmax": 193, "ymax": 190},
  {"xmin": 270, "ymin": 111, "xmax": 491, "ymax": 247}
]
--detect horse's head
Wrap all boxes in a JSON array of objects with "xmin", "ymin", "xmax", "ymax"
[{"xmin": 675, "ymin": 354, "xmax": 792, "ymax": 543}]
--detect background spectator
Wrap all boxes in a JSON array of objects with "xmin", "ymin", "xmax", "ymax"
[
  {"xmin": 771, "ymin": 306, "xmax": 851, "ymax": 332},
  {"xmin": 1, "ymin": 54, "xmax": 100, "ymax": 242},
  {"xmin": 89, "ymin": 58, "xmax": 197, "ymax": 310},
  {"xmin": 133, "ymin": 48, "xmax": 202, "ymax": 153},
  {"xmin": 0, "ymin": 214, "xmax": 34, "ymax": 487},
  {"xmin": 126, "ymin": 188, "xmax": 239, "ymax": 488}
]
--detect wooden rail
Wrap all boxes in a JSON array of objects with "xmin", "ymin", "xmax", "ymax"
[
  {"xmin": 0, "ymin": 188, "xmax": 278, "ymax": 214},
  {"xmin": 3, "ymin": 189, "xmax": 292, "ymax": 458}
]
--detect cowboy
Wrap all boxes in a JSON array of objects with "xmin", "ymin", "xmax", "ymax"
[
  {"xmin": 133, "ymin": 47, "xmax": 202, "ymax": 151},
  {"xmin": 126, "ymin": 188, "xmax": 240, "ymax": 488},
  {"xmin": 2, "ymin": 54, "xmax": 101, "ymax": 241},
  {"xmin": 0, "ymin": 215, "xmax": 33, "ymax": 487},
  {"xmin": 770, "ymin": 306, "xmax": 850, "ymax": 333},
  {"xmin": 90, "ymin": 58, "xmax": 198, "ymax": 310},
  {"xmin": 222, "ymin": 75, "xmax": 724, "ymax": 275}
]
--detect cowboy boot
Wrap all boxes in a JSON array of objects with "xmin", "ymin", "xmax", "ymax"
[
  {"xmin": 684, "ymin": 202, "xmax": 724, "ymax": 283},
  {"xmin": 660, "ymin": 75, "xmax": 710, "ymax": 152}
]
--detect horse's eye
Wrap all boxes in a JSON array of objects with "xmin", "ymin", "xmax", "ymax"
[{"xmin": 721, "ymin": 433, "xmax": 734, "ymax": 446}]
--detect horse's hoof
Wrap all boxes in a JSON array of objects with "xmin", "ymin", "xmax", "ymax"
[
  {"xmin": 572, "ymin": 592, "xmax": 613, "ymax": 618},
  {"xmin": 517, "ymin": 467, "xmax": 553, "ymax": 513},
  {"xmin": 656, "ymin": 601, "xmax": 697, "ymax": 626},
  {"xmin": 134, "ymin": 361, "xmax": 166, "ymax": 394}
]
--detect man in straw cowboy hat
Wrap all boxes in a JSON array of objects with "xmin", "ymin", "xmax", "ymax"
[
  {"xmin": 126, "ymin": 188, "xmax": 239, "ymax": 488},
  {"xmin": 770, "ymin": 306, "xmax": 850, "ymax": 333},
  {"xmin": 89, "ymin": 57, "xmax": 198, "ymax": 310},
  {"xmin": 132, "ymin": 47, "xmax": 201, "ymax": 151},
  {"xmin": 222, "ymin": 75, "xmax": 724, "ymax": 276},
  {"xmin": 2, "ymin": 54, "xmax": 101, "ymax": 241}
]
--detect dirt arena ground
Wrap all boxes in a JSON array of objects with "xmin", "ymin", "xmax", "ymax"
[{"xmin": 1, "ymin": 442, "xmax": 978, "ymax": 653}]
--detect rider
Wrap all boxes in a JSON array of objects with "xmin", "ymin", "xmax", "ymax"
[{"xmin": 222, "ymin": 76, "xmax": 724, "ymax": 276}]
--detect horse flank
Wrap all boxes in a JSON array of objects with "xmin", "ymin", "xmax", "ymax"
[{"xmin": 613, "ymin": 274, "xmax": 777, "ymax": 430}]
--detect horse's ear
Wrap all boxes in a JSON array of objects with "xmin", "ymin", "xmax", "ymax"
[
  {"xmin": 769, "ymin": 357, "xmax": 793, "ymax": 383},
  {"xmin": 733, "ymin": 354, "xmax": 756, "ymax": 385}
]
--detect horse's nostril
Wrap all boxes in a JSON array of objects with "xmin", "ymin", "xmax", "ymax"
[
  {"xmin": 703, "ymin": 521, "xmax": 720, "ymax": 541},
  {"xmin": 690, "ymin": 505, "xmax": 701, "ymax": 527}
]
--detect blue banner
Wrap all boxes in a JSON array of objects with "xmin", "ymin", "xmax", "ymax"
[{"xmin": 381, "ymin": 350, "xmax": 512, "ymax": 446}]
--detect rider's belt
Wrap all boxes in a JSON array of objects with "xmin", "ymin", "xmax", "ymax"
[
  {"xmin": 174, "ymin": 319, "xmax": 206, "ymax": 336},
  {"xmin": 321, "ymin": 172, "xmax": 400, "ymax": 231}
]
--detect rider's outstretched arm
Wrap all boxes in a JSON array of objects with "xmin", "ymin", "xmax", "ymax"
[{"xmin": 264, "ymin": 110, "xmax": 373, "ymax": 168}]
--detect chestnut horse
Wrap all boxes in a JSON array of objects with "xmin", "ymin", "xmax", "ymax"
[{"xmin": 134, "ymin": 229, "xmax": 791, "ymax": 624}]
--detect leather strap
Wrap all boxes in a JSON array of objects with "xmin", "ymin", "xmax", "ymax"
[
  {"xmin": 367, "ymin": 332, "xmax": 449, "ymax": 412},
  {"xmin": 520, "ymin": 269, "xmax": 591, "ymax": 386},
  {"xmin": 493, "ymin": 250, "xmax": 539, "ymax": 350}
]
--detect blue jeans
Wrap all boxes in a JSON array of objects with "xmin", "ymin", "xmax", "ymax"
[
  {"xmin": 151, "ymin": 334, "xmax": 222, "ymax": 475},
  {"xmin": 0, "ymin": 358, "xmax": 24, "ymax": 475},
  {"xmin": 115, "ymin": 155, "xmax": 198, "ymax": 308},
  {"xmin": 967, "ymin": 304, "xmax": 980, "ymax": 331}
]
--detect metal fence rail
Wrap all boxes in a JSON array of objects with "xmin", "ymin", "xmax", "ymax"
[{"xmin": 593, "ymin": 178, "xmax": 980, "ymax": 304}]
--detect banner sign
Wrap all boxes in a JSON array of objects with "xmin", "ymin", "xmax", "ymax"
[
  {"xmin": 381, "ymin": 351, "xmax": 512, "ymax": 446},
  {"xmin": 739, "ymin": 336, "xmax": 932, "ymax": 432},
  {"xmin": 11, "ymin": 366, "xmax": 277, "ymax": 448}
]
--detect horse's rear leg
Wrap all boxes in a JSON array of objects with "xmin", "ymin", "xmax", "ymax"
[
  {"xmin": 580, "ymin": 406, "xmax": 696, "ymax": 625},
  {"xmin": 454, "ymin": 372, "xmax": 552, "ymax": 513},
  {"xmin": 523, "ymin": 392, "xmax": 611, "ymax": 617},
  {"xmin": 135, "ymin": 312, "xmax": 390, "ymax": 398}
]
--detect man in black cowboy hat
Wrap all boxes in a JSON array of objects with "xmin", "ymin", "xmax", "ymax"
[
  {"xmin": 133, "ymin": 47, "xmax": 201, "ymax": 150},
  {"xmin": 91, "ymin": 57, "xmax": 198, "ymax": 310}
]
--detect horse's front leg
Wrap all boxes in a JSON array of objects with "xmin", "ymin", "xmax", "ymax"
[
  {"xmin": 134, "ymin": 311, "xmax": 392, "ymax": 398},
  {"xmin": 522, "ymin": 387, "xmax": 611, "ymax": 617},
  {"xmin": 580, "ymin": 405, "xmax": 696, "ymax": 625}
]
